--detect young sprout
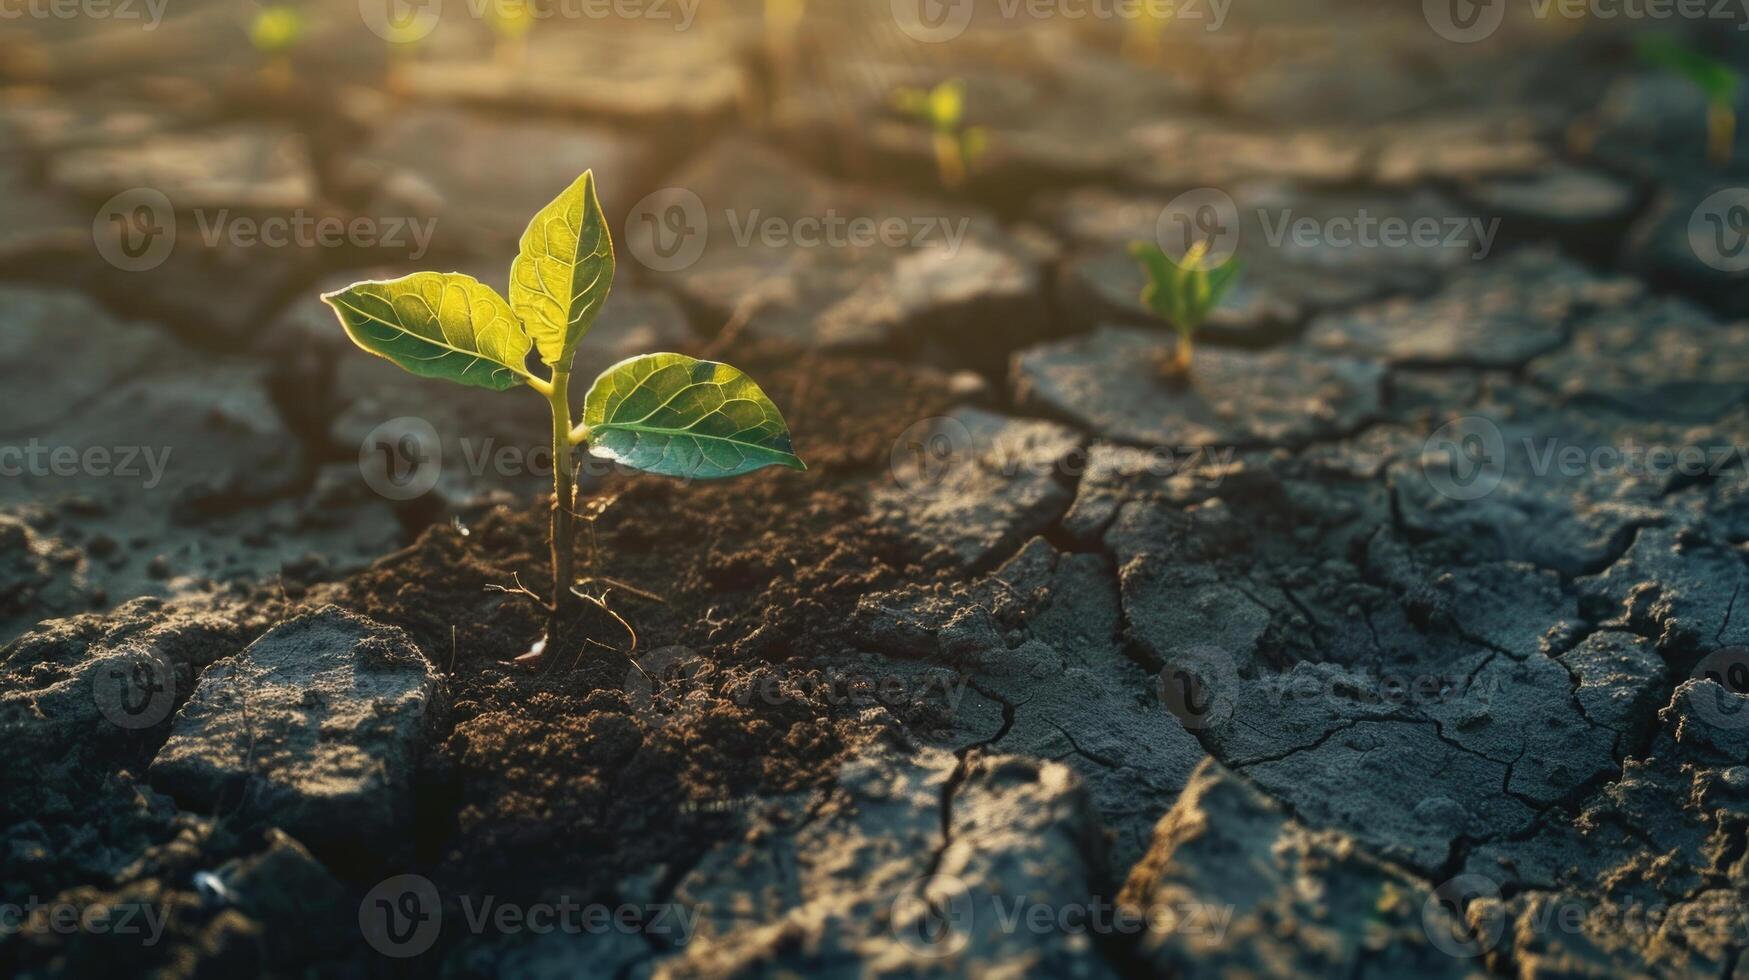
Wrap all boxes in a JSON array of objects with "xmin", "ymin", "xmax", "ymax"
[
  {"xmin": 382, "ymin": 18, "xmax": 427, "ymax": 97},
  {"xmin": 322, "ymin": 173, "xmax": 805, "ymax": 658},
  {"xmin": 892, "ymin": 79, "xmax": 989, "ymax": 190},
  {"xmin": 489, "ymin": 0, "xmax": 535, "ymax": 66},
  {"xmin": 1128, "ymin": 240, "xmax": 1242, "ymax": 379},
  {"xmin": 1638, "ymin": 35, "xmax": 1740, "ymax": 167},
  {"xmin": 766, "ymin": 0, "xmax": 805, "ymax": 43},
  {"xmin": 249, "ymin": 4, "xmax": 306, "ymax": 90},
  {"xmin": 1122, "ymin": 5, "xmax": 1170, "ymax": 65}
]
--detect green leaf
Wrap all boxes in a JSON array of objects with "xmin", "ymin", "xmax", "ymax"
[
  {"xmin": 1205, "ymin": 258, "xmax": 1244, "ymax": 309},
  {"xmin": 322, "ymin": 272, "xmax": 533, "ymax": 391},
  {"xmin": 582, "ymin": 353, "xmax": 805, "ymax": 479},
  {"xmin": 510, "ymin": 170, "xmax": 616, "ymax": 369},
  {"xmin": 1640, "ymin": 35, "xmax": 1740, "ymax": 103}
]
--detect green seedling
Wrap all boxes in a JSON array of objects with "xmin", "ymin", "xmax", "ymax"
[
  {"xmin": 250, "ymin": 4, "xmax": 306, "ymax": 54},
  {"xmin": 893, "ymin": 79, "xmax": 988, "ymax": 190},
  {"xmin": 323, "ymin": 172, "xmax": 805, "ymax": 658},
  {"xmin": 1129, "ymin": 240, "xmax": 1242, "ymax": 378},
  {"xmin": 382, "ymin": 19, "xmax": 427, "ymax": 97},
  {"xmin": 1122, "ymin": 5, "xmax": 1169, "ymax": 64},
  {"xmin": 489, "ymin": 0, "xmax": 535, "ymax": 65},
  {"xmin": 250, "ymin": 4, "xmax": 306, "ymax": 89},
  {"xmin": 1639, "ymin": 35, "xmax": 1739, "ymax": 167}
]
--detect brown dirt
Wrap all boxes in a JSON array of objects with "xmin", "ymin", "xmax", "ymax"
[{"xmin": 333, "ymin": 340, "xmax": 964, "ymax": 904}]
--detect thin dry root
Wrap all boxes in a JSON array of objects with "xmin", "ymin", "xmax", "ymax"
[
  {"xmin": 485, "ymin": 572, "xmax": 547, "ymax": 609},
  {"xmin": 574, "ymin": 576, "xmax": 666, "ymax": 605}
]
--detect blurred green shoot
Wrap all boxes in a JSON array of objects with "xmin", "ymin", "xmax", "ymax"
[
  {"xmin": 766, "ymin": 0, "xmax": 805, "ymax": 42},
  {"xmin": 250, "ymin": 4, "xmax": 306, "ymax": 91},
  {"xmin": 1639, "ymin": 35, "xmax": 1739, "ymax": 167},
  {"xmin": 490, "ymin": 0, "xmax": 535, "ymax": 65},
  {"xmin": 893, "ymin": 79, "xmax": 989, "ymax": 190},
  {"xmin": 250, "ymin": 4, "xmax": 306, "ymax": 55},
  {"xmin": 1129, "ymin": 240, "xmax": 1242, "ymax": 378},
  {"xmin": 1122, "ymin": 5, "xmax": 1170, "ymax": 64},
  {"xmin": 381, "ymin": 11, "xmax": 429, "ymax": 96}
]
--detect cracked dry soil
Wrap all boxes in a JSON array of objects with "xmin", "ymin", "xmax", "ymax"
[{"xmin": 3, "ymin": 1, "xmax": 1749, "ymax": 977}]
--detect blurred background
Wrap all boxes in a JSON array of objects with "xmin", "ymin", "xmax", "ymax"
[{"xmin": 1, "ymin": 0, "xmax": 1745, "ymax": 643}]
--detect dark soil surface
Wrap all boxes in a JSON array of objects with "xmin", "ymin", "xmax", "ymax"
[{"xmin": 4, "ymin": 1, "xmax": 1749, "ymax": 978}]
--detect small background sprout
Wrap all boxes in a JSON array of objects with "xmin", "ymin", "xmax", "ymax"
[
  {"xmin": 1129, "ymin": 240, "xmax": 1242, "ymax": 379},
  {"xmin": 892, "ymin": 79, "xmax": 989, "ymax": 190},
  {"xmin": 1639, "ymin": 35, "xmax": 1740, "ymax": 167}
]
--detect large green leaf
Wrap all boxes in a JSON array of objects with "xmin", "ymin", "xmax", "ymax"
[
  {"xmin": 510, "ymin": 170, "xmax": 615, "ymax": 369},
  {"xmin": 582, "ymin": 353, "xmax": 805, "ymax": 479},
  {"xmin": 322, "ymin": 272, "xmax": 533, "ymax": 391}
]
